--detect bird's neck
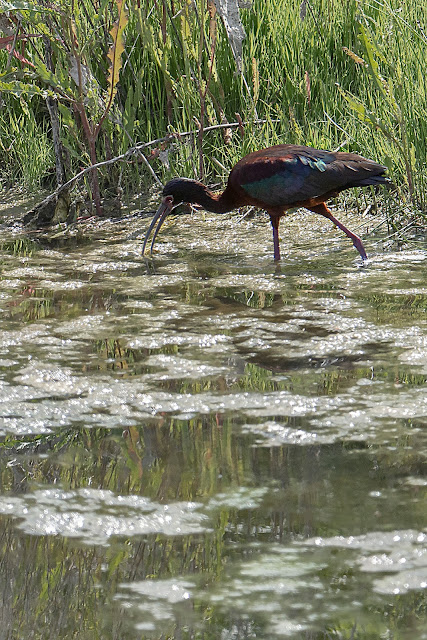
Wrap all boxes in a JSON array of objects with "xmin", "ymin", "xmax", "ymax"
[{"xmin": 188, "ymin": 182, "xmax": 236, "ymax": 214}]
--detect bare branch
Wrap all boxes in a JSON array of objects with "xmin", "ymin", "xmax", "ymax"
[{"xmin": 23, "ymin": 118, "xmax": 279, "ymax": 221}]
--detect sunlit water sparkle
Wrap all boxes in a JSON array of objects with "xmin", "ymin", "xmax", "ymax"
[{"xmin": 0, "ymin": 207, "xmax": 427, "ymax": 639}]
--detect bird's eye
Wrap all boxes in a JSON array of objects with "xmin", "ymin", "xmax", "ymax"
[{"xmin": 165, "ymin": 195, "xmax": 174, "ymax": 205}]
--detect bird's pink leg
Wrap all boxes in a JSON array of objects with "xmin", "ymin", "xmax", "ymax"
[
  {"xmin": 309, "ymin": 203, "xmax": 367, "ymax": 261},
  {"xmin": 270, "ymin": 216, "xmax": 281, "ymax": 261}
]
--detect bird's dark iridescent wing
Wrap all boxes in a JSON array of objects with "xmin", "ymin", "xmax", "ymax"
[{"xmin": 232, "ymin": 147, "xmax": 384, "ymax": 208}]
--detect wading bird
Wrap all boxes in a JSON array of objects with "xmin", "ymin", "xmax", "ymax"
[{"xmin": 142, "ymin": 144, "xmax": 389, "ymax": 261}]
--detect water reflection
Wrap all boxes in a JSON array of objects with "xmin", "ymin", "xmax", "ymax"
[{"xmin": 0, "ymin": 210, "xmax": 426, "ymax": 638}]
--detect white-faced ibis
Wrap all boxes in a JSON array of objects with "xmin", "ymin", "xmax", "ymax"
[{"xmin": 142, "ymin": 144, "xmax": 389, "ymax": 261}]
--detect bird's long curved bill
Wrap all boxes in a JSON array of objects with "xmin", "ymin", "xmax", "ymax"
[{"xmin": 141, "ymin": 198, "xmax": 173, "ymax": 256}]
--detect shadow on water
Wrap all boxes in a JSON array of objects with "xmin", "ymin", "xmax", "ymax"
[{"xmin": 0, "ymin": 206, "xmax": 427, "ymax": 638}]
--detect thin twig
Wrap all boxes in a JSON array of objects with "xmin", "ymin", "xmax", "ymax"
[
  {"xmin": 354, "ymin": 215, "xmax": 388, "ymax": 233},
  {"xmin": 211, "ymin": 157, "xmax": 228, "ymax": 173},
  {"xmin": 325, "ymin": 112, "xmax": 354, "ymax": 149},
  {"xmin": 119, "ymin": 125, "xmax": 163, "ymax": 187},
  {"xmin": 25, "ymin": 119, "xmax": 278, "ymax": 217},
  {"xmin": 371, "ymin": 221, "xmax": 414, "ymax": 246}
]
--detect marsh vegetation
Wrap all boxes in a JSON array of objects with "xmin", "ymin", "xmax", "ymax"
[
  {"xmin": 1, "ymin": 2, "xmax": 427, "ymax": 639},
  {"xmin": 1, "ymin": 0, "xmax": 426, "ymax": 233}
]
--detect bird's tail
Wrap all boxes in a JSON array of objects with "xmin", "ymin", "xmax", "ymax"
[{"xmin": 354, "ymin": 175, "xmax": 393, "ymax": 188}]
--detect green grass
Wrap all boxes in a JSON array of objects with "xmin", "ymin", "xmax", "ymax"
[
  {"xmin": 1, "ymin": 0, "xmax": 426, "ymax": 226},
  {"xmin": 0, "ymin": 102, "xmax": 54, "ymax": 191},
  {"xmin": 122, "ymin": 0, "xmax": 427, "ymax": 214}
]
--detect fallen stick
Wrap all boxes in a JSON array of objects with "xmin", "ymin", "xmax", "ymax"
[{"xmin": 22, "ymin": 119, "xmax": 278, "ymax": 224}]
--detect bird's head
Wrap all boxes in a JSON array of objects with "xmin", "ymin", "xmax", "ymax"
[
  {"xmin": 162, "ymin": 177, "xmax": 206, "ymax": 204},
  {"xmin": 142, "ymin": 178, "xmax": 202, "ymax": 257}
]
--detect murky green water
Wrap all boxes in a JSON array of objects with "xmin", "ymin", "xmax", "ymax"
[{"xmin": 1, "ymin": 205, "xmax": 427, "ymax": 639}]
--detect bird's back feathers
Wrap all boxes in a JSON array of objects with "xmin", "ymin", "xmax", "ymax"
[{"xmin": 228, "ymin": 144, "xmax": 388, "ymax": 209}]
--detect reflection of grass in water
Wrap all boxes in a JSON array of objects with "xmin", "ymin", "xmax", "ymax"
[
  {"xmin": 363, "ymin": 292, "xmax": 427, "ymax": 320},
  {"xmin": 182, "ymin": 282, "xmax": 346, "ymax": 310},
  {"xmin": 1, "ymin": 419, "xmax": 426, "ymax": 639},
  {"xmin": 5, "ymin": 285, "xmax": 55, "ymax": 322},
  {"xmin": 88, "ymin": 334, "xmax": 427, "ymax": 393},
  {"xmin": 5, "ymin": 285, "xmax": 121, "ymax": 324},
  {"xmin": 92, "ymin": 339, "xmax": 133, "ymax": 374},
  {"xmin": 1, "ymin": 237, "xmax": 38, "ymax": 257},
  {"xmin": 6, "ymin": 287, "xmax": 63, "ymax": 323}
]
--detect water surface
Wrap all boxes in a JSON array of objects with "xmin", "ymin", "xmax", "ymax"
[{"xmin": 0, "ymin": 205, "xmax": 426, "ymax": 639}]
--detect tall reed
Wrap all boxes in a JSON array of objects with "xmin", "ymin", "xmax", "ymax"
[{"xmin": 1, "ymin": 0, "xmax": 426, "ymax": 222}]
